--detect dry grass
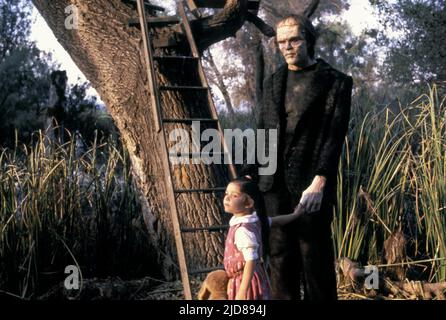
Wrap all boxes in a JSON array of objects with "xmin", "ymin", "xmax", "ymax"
[
  {"xmin": 333, "ymin": 86, "xmax": 446, "ymax": 283},
  {"xmin": 0, "ymin": 130, "xmax": 157, "ymax": 298}
]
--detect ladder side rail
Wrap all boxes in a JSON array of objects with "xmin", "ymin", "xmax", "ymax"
[
  {"xmin": 179, "ymin": 1, "xmax": 238, "ymax": 179},
  {"xmin": 136, "ymin": 0, "xmax": 163, "ymax": 133},
  {"xmin": 136, "ymin": 0, "xmax": 193, "ymax": 299}
]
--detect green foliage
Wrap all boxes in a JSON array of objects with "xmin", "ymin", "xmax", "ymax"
[
  {"xmin": 370, "ymin": 0, "xmax": 446, "ymax": 84},
  {"xmin": 0, "ymin": 0, "xmax": 56, "ymax": 146},
  {"xmin": 317, "ymin": 21, "xmax": 379, "ymax": 86},
  {"xmin": 0, "ymin": 0, "xmax": 33, "ymax": 50},
  {"xmin": 0, "ymin": 0, "xmax": 117, "ymax": 148},
  {"xmin": 219, "ymin": 109, "xmax": 256, "ymax": 131},
  {"xmin": 64, "ymin": 82, "xmax": 119, "ymax": 146}
]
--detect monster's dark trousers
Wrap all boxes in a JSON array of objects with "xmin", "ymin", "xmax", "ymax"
[{"xmin": 263, "ymin": 187, "xmax": 338, "ymax": 300}]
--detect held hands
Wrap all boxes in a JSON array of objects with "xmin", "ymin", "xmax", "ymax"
[
  {"xmin": 292, "ymin": 202, "xmax": 306, "ymax": 219},
  {"xmin": 299, "ymin": 175, "xmax": 326, "ymax": 213}
]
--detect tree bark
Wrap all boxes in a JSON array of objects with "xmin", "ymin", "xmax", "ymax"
[
  {"xmin": 255, "ymin": 40, "xmax": 264, "ymax": 119},
  {"xmin": 31, "ymin": 0, "xmax": 252, "ymax": 280}
]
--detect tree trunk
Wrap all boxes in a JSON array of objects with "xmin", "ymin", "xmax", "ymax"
[
  {"xmin": 46, "ymin": 70, "xmax": 68, "ymax": 143},
  {"xmin": 31, "ymin": 0, "xmax": 251, "ymax": 280},
  {"xmin": 255, "ymin": 40, "xmax": 264, "ymax": 121}
]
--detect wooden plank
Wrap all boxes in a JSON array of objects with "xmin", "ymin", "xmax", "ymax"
[
  {"xmin": 162, "ymin": 118, "xmax": 218, "ymax": 123},
  {"xmin": 153, "ymin": 55, "xmax": 198, "ymax": 61},
  {"xmin": 136, "ymin": 1, "xmax": 194, "ymax": 300},
  {"xmin": 129, "ymin": 16, "xmax": 180, "ymax": 27},
  {"xmin": 180, "ymin": 225, "xmax": 228, "ymax": 232},
  {"xmin": 178, "ymin": 1, "xmax": 238, "ymax": 180},
  {"xmin": 152, "ymin": 36, "xmax": 178, "ymax": 48},
  {"xmin": 169, "ymin": 152, "xmax": 226, "ymax": 158},
  {"xmin": 135, "ymin": 0, "xmax": 161, "ymax": 132},
  {"xmin": 178, "ymin": 2, "xmax": 200, "ymax": 58},
  {"xmin": 159, "ymin": 85, "xmax": 208, "ymax": 91},
  {"xmin": 174, "ymin": 187, "xmax": 227, "ymax": 193},
  {"xmin": 194, "ymin": 0, "xmax": 260, "ymax": 10}
]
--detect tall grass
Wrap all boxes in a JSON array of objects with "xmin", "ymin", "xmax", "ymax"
[
  {"xmin": 0, "ymin": 130, "xmax": 158, "ymax": 298},
  {"xmin": 333, "ymin": 87, "xmax": 446, "ymax": 282}
]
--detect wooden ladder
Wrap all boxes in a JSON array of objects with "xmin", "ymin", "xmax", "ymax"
[
  {"xmin": 126, "ymin": 0, "xmax": 238, "ymax": 299},
  {"xmin": 190, "ymin": 0, "xmax": 260, "ymax": 10}
]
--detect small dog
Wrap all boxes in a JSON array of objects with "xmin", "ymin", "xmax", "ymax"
[{"xmin": 197, "ymin": 270, "xmax": 229, "ymax": 300}]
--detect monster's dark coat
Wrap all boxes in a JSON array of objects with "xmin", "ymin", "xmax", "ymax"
[{"xmin": 254, "ymin": 59, "xmax": 353, "ymax": 206}]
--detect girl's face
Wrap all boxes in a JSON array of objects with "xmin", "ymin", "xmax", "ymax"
[{"xmin": 223, "ymin": 182, "xmax": 254, "ymax": 216}]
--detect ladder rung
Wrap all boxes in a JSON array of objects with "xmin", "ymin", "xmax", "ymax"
[
  {"xmin": 193, "ymin": 0, "xmax": 260, "ymax": 10},
  {"xmin": 174, "ymin": 187, "xmax": 226, "ymax": 194},
  {"xmin": 153, "ymin": 37, "xmax": 178, "ymax": 48},
  {"xmin": 162, "ymin": 118, "xmax": 218, "ymax": 124},
  {"xmin": 169, "ymin": 152, "xmax": 226, "ymax": 158},
  {"xmin": 180, "ymin": 225, "xmax": 228, "ymax": 233},
  {"xmin": 122, "ymin": 0, "xmax": 165, "ymax": 12},
  {"xmin": 153, "ymin": 55, "xmax": 199, "ymax": 61},
  {"xmin": 128, "ymin": 16, "xmax": 180, "ymax": 27},
  {"xmin": 189, "ymin": 266, "xmax": 225, "ymax": 275},
  {"xmin": 159, "ymin": 85, "xmax": 208, "ymax": 91}
]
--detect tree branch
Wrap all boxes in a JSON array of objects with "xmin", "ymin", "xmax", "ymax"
[
  {"xmin": 246, "ymin": 11, "xmax": 275, "ymax": 37},
  {"xmin": 191, "ymin": 0, "xmax": 249, "ymax": 52},
  {"xmin": 304, "ymin": 0, "xmax": 320, "ymax": 18},
  {"xmin": 203, "ymin": 50, "xmax": 235, "ymax": 118}
]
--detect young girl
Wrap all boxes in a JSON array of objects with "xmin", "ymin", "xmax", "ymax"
[{"xmin": 223, "ymin": 176, "xmax": 304, "ymax": 300}]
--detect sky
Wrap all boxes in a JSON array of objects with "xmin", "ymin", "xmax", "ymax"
[
  {"xmin": 343, "ymin": 1, "xmax": 380, "ymax": 35},
  {"xmin": 30, "ymin": 0, "xmax": 380, "ymax": 95}
]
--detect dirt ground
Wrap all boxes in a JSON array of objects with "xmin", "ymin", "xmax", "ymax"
[{"xmin": 36, "ymin": 276, "xmax": 432, "ymax": 300}]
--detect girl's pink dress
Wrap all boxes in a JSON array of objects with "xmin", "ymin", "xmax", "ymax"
[{"xmin": 223, "ymin": 220, "xmax": 271, "ymax": 300}]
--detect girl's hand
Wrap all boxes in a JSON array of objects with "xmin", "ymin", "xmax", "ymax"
[
  {"xmin": 270, "ymin": 204, "xmax": 305, "ymax": 227},
  {"xmin": 293, "ymin": 203, "xmax": 305, "ymax": 218}
]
